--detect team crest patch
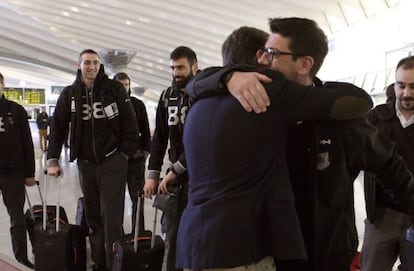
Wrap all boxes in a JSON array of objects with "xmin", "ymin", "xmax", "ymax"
[
  {"xmin": 317, "ymin": 152, "xmax": 330, "ymax": 170},
  {"xmin": 104, "ymin": 102, "xmax": 119, "ymax": 119}
]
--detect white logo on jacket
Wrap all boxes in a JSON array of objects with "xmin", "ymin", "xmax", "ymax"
[
  {"xmin": 0, "ymin": 117, "xmax": 4, "ymax": 132},
  {"xmin": 317, "ymin": 138, "xmax": 332, "ymax": 170},
  {"xmin": 320, "ymin": 139, "xmax": 331, "ymax": 145},
  {"xmin": 104, "ymin": 102, "xmax": 119, "ymax": 120},
  {"xmin": 168, "ymin": 105, "xmax": 188, "ymax": 126},
  {"xmin": 82, "ymin": 102, "xmax": 106, "ymax": 121}
]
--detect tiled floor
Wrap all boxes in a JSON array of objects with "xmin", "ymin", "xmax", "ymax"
[
  {"xmin": 0, "ymin": 122, "xmax": 161, "ymax": 270},
  {"xmin": 0, "ymin": 122, "xmax": 399, "ymax": 270}
]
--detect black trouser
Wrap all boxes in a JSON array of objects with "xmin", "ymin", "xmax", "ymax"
[
  {"xmin": 127, "ymin": 156, "xmax": 145, "ymax": 233},
  {"xmin": 274, "ymin": 259, "xmax": 312, "ymax": 271},
  {"xmin": 0, "ymin": 171, "xmax": 28, "ymax": 262},
  {"xmin": 77, "ymin": 152, "xmax": 127, "ymax": 270},
  {"xmin": 163, "ymin": 178, "xmax": 188, "ymax": 271}
]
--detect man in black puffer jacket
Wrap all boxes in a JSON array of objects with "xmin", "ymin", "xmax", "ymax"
[{"xmin": 47, "ymin": 49, "xmax": 139, "ymax": 271}]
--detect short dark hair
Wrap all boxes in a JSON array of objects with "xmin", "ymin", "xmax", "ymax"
[
  {"xmin": 113, "ymin": 72, "xmax": 130, "ymax": 82},
  {"xmin": 170, "ymin": 46, "xmax": 197, "ymax": 66},
  {"xmin": 222, "ymin": 26, "xmax": 269, "ymax": 66},
  {"xmin": 113, "ymin": 72, "xmax": 131, "ymax": 95},
  {"xmin": 79, "ymin": 49, "xmax": 99, "ymax": 62},
  {"xmin": 0, "ymin": 72, "xmax": 3, "ymax": 84},
  {"xmin": 269, "ymin": 17, "xmax": 328, "ymax": 78},
  {"xmin": 385, "ymin": 83, "xmax": 395, "ymax": 102},
  {"xmin": 396, "ymin": 55, "xmax": 414, "ymax": 70}
]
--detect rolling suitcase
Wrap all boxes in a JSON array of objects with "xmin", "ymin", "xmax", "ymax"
[
  {"xmin": 25, "ymin": 180, "xmax": 69, "ymax": 250},
  {"xmin": 406, "ymin": 226, "xmax": 414, "ymax": 271},
  {"xmin": 112, "ymin": 193, "xmax": 164, "ymax": 271},
  {"xmin": 33, "ymin": 173, "xmax": 87, "ymax": 271}
]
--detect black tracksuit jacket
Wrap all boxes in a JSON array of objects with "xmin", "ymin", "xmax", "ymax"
[
  {"xmin": 0, "ymin": 95, "xmax": 35, "ymax": 177},
  {"xmin": 147, "ymin": 85, "xmax": 190, "ymax": 179},
  {"xmin": 47, "ymin": 65, "xmax": 139, "ymax": 163}
]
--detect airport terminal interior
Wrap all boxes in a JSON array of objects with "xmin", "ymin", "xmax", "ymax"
[
  {"xmin": 0, "ymin": 0, "xmax": 413, "ymax": 270},
  {"xmin": 0, "ymin": 127, "xmax": 395, "ymax": 270}
]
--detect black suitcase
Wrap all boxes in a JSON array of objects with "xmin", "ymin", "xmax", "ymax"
[
  {"xmin": 75, "ymin": 197, "xmax": 89, "ymax": 236},
  {"xmin": 33, "ymin": 174, "xmax": 87, "ymax": 271},
  {"xmin": 25, "ymin": 181, "xmax": 69, "ymax": 250},
  {"xmin": 112, "ymin": 194, "xmax": 164, "ymax": 271},
  {"xmin": 406, "ymin": 226, "xmax": 414, "ymax": 271},
  {"xmin": 34, "ymin": 222, "xmax": 87, "ymax": 271}
]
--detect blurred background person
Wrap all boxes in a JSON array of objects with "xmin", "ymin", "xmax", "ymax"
[
  {"xmin": 113, "ymin": 72, "xmax": 151, "ymax": 234},
  {"xmin": 36, "ymin": 106, "xmax": 49, "ymax": 152}
]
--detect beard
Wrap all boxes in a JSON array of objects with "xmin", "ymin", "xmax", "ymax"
[
  {"xmin": 173, "ymin": 71, "xmax": 194, "ymax": 89},
  {"xmin": 399, "ymin": 97, "xmax": 414, "ymax": 112}
]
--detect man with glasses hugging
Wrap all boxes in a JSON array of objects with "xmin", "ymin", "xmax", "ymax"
[{"xmin": 184, "ymin": 17, "xmax": 414, "ymax": 271}]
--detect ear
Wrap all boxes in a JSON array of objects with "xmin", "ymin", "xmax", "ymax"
[
  {"xmin": 297, "ymin": 56, "xmax": 314, "ymax": 76},
  {"xmin": 256, "ymin": 49, "xmax": 264, "ymax": 63},
  {"xmin": 192, "ymin": 63, "xmax": 199, "ymax": 74}
]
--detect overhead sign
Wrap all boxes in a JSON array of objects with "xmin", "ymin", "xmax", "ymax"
[{"xmin": 4, "ymin": 87, "xmax": 45, "ymax": 104}]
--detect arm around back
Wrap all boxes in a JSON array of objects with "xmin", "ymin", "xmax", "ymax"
[
  {"xmin": 258, "ymin": 70, "xmax": 373, "ymax": 121},
  {"xmin": 186, "ymin": 66, "xmax": 372, "ymax": 120}
]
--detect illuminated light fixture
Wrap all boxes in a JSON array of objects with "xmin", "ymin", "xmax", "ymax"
[
  {"xmin": 125, "ymin": 20, "xmax": 133, "ymax": 25},
  {"xmin": 96, "ymin": 49, "xmax": 137, "ymax": 71}
]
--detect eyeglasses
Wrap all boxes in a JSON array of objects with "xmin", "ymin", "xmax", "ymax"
[{"xmin": 263, "ymin": 47, "xmax": 304, "ymax": 61}]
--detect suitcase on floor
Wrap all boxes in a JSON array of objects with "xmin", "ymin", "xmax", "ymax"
[
  {"xmin": 112, "ymin": 193, "xmax": 164, "ymax": 271},
  {"xmin": 406, "ymin": 226, "xmax": 414, "ymax": 270},
  {"xmin": 33, "ymin": 173, "xmax": 87, "ymax": 271},
  {"xmin": 75, "ymin": 197, "xmax": 89, "ymax": 236},
  {"xmin": 25, "ymin": 181, "xmax": 69, "ymax": 250}
]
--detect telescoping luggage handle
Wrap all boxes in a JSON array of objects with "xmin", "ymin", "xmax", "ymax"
[
  {"xmin": 42, "ymin": 169, "xmax": 61, "ymax": 232},
  {"xmin": 133, "ymin": 191, "xmax": 158, "ymax": 253},
  {"xmin": 25, "ymin": 180, "xmax": 43, "ymax": 220}
]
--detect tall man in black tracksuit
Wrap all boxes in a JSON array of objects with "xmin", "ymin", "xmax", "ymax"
[
  {"xmin": 47, "ymin": 49, "xmax": 139, "ymax": 271},
  {"xmin": 0, "ymin": 72, "xmax": 36, "ymax": 269},
  {"xmin": 143, "ymin": 46, "xmax": 198, "ymax": 271},
  {"xmin": 361, "ymin": 56, "xmax": 414, "ymax": 271},
  {"xmin": 186, "ymin": 18, "xmax": 414, "ymax": 271},
  {"xmin": 113, "ymin": 72, "xmax": 151, "ymax": 233}
]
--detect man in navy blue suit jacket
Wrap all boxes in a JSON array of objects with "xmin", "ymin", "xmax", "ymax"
[{"xmin": 176, "ymin": 26, "xmax": 373, "ymax": 270}]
